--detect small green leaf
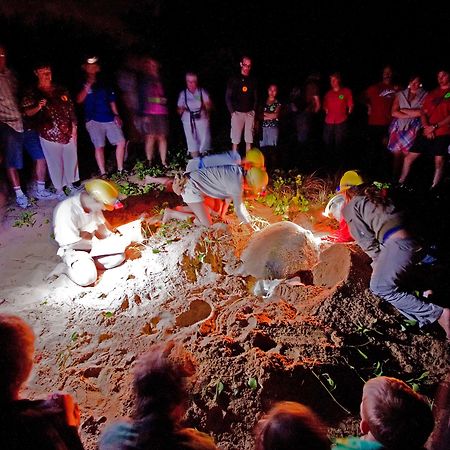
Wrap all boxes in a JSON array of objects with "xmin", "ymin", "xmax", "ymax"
[
  {"xmin": 248, "ymin": 377, "xmax": 258, "ymax": 390},
  {"xmin": 412, "ymin": 383, "xmax": 420, "ymax": 392},
  {"xmin": 70, "ymin": 332, "xmax": 78, "ymax": 342},
  {"xmin": 103, "ymin": 311, "xmax": 114, "ymax": 318},
  {"xmin": 152, "ymin": 248, "xmax": 161, "ymax": 254},
  {"xmin": 215, "ymin": 381, "xmax": 224, "ymax": 399}
]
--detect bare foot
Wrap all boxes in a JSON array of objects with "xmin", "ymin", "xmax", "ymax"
[{"xmin": 437, "ymin": 308, "xmax": 450, "ymax": 341}]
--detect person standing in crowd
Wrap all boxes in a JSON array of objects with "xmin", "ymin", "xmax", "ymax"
[
  {"xmin": 364, "ymin": 65, "xmax": 399, "ymax": 174},
  {"xmin": 388, "ymin": 74, "xmax": 427, "ymax": 181},
  {"xmin": 339, "ymin": 170, "xmax": 450, "ymax": 341},
  {"xmin": 225, "ymin": 55, "xmax": 258, "ymax": 156},
  {"xmin": 22, "ymin": 62, "xmax": 79, "ymax": 200},
  {"xmin": 364, "ymin": 65, "xmax": 399, "ymax": 146},
  {"xmin": 138, "ymin": 56, "xmax": 169, "ymax": 167},
  {"xmin": 399, "ymin": 68, "xmax": 450, "ymax": 191},
  {"xmin": 177, "ymin": 71, "xmax": 212, "ymax": 158},
  {"xmin": 0, "ymin": 44, "xmax": 54, "ymax": 208},
  {"xmin": 0, "ymin": 313, "xmax": 85, "ymax": 449},
  {"xmin": 259, "ymin": 83, "xmax": 281, "ymax": 170},
  {"xmin": 76, "ymin": 56, "xmax": 126, "ymax": 177},
  {"xmin": 290, "ymin": 72, "xmax": 321, "ymax": 145},
  {"xmin": 322, "ymin": 72, "xmax": 353, "ymax": 166}
]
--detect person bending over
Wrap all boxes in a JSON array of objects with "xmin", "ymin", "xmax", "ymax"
[
  {"xmin": 52, "ymin": 179, "xmax": 128, "ymax": 286},
  {"xmin": 339, "ymin": 170, "xmax": 450, "ymax": 340}
]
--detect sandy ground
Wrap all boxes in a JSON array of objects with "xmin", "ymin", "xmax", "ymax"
[{"xmin": 1, "ymin": 190, "xmax": 449, "ymax": 450}]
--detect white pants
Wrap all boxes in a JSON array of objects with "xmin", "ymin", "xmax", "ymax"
[
  {"xmin": 40, "ymin": 137, "xmax": 79, "ymax": 192},
  {"xmin": 62, "ymin": 250, "xmax": 125, "ymax": 287}
]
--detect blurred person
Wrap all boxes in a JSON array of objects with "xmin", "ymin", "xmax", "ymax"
[
  {"xmin": 290, "ymin": 72, "xmax": 321, "ymax": 144},
  {"xmin": 138, "ymin": 56, "xmax": 169, "ymax": 167},
  {"xmin": 52, "ymin": 179, "xmax": 128, "ymax": 286},
  {"xmin": 254, "ymin": 401, "xmax": 331, "ymax": 450},
  {"xmin": 387, "ymin": 74, "xmax": 427, "ymax": 180},
  {"xmin": 99, "ymin": 342, "xmax": 217, "ymax": 450},
  {"xmin": 0, "ymin": 313, "xmax": 84, "ymax": 449},
  {"xmin": 339, "ymin": 170, "xmax": 450, "ymax": 340},
  {"xmin": 0, "ymin": 44, "xmax": 54, "ymax": 208},
  {"xmin": 76, "ymin": 56, "xmax": 126, "ymax": 177},
  {"xmin": 334, "ymin": 376, "xmax": 434, "ymax": 450},
  {"xmin": 322, "ymin": 72, "xmax": 353, "ymax": 166},
  {"xmin": 22, "ymin": 62, "xmax": 79, "ymax": 200},
  {"xmin": 399, "ymin": 68, "xmax": 450, "ymax": 191},
  {"xmin": 259, "ymin": 83, "xmax": 281, "ymax": 170},
  {"xmin": 225, "ymin": 55, "xmax": 258, "ymax": 155},
  {"xmin": 177, "ymin": 71, "xmax": 212, "ymax": 158}
]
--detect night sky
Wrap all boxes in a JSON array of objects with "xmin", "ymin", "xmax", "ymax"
[{"xmin": 1, "ymin": 0, "xmax": 449, "ymax": 118}]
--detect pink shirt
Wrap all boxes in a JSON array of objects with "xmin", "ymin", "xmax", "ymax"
[
  {"xmin": 323, "ymin": 88, "xmax": 353, "ymax": 124},
  {"xmin": 143, "ymin": 80, "xmax": 168, "ymax": 115}
]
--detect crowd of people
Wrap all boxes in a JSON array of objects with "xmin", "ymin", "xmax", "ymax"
[
  {"xmin": 1, "ymin": 44, "xmax": 450, "ymax": 209},
  {"xmin": 1, "ymin": 312, "xmax": 448, "ymax": 450}
]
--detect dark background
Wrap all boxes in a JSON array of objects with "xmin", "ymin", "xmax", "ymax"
[{"xmin": 1, "ymin": 0, "xmax": 449, "ymax": 175}]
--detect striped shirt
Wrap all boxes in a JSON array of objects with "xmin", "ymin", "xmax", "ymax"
[{"xmin": 0, "ymin": 68, "xmax": 23, "ymax": 132}]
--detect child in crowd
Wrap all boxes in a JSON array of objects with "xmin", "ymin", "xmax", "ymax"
[
  {"xmin": 99, "ymin": 342, "xmax": 217, "ymax": 450},
  {"xmin": 0, "ymin": 313, "xmax": 84, "ymax": 449},
  {"xmin": 254, "ymin": 401, "xmax": 331, "ymax": 450},
  {"xmin": 334, "ymin": 376, "xmax": 435, "ymax": 450}
]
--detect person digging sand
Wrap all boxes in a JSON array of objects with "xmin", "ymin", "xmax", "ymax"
[
  {"xmin": 145, "ymin": 151, "xmax": 268, "ymax": 230},
  {"xmin": 339, "ymin": 170, "xmax": 450, "ymax": 341}
]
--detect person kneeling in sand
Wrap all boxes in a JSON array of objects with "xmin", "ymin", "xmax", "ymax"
[
  {"xmin": 145, "ymin": 151, "xmax": 268, "ymax": 230},
  {"xmin": 52, "ymin": 179, "xmax": 129, "ymax": 286}
]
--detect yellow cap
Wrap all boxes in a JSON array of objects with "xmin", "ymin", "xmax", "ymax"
[
  {"xmin": 246, "ymin": 167, "xmax": 269, "ymax": 193},
  {"xmin": 244, "ymin": 147, "xmax": 265, "ymax": 168},
  {"xmin": 85, "ymin": 179, "xmax": 120, "ymax": 210},
  {"xmin": 338, "ymin": 170, "xmax": 363, "ymax": 192}
]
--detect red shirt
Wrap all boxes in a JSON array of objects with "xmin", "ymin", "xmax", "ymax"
[
  {"xmin": 422, "ymin": 87, "xmax": 450, "ymax": 136},
  {"xmin": 366, "ymin": 82, "xmax": 397, "ymax": 126},
  {"xmin": 323, "ymin": 88, "xmax": 353, "ymax": 124}
]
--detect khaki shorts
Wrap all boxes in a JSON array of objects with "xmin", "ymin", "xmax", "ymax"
[{"xmin": 230, "ymin": 111, "xmax": 255, "ymax": 145}]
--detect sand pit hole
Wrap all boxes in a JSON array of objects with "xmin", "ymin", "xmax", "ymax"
[
  {"xmin": 251, "ymin": 331, "xmax": 277, "ymax": 352},
  {"xmin": 176, "ymin": 299, "xmax": 212, "ymax": 327}
]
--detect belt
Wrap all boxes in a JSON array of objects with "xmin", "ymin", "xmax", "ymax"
[{"xmin": 382, "ymin": 226, "xmax": 403, "ymax": 243}]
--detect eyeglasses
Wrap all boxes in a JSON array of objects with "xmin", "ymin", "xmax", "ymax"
[{"xmin": 241, "ymin": 63, "xmax": 251, "ymax": 68}]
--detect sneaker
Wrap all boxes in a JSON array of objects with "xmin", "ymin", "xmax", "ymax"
[
  {"xmin": 55, "ymin": 191, "xmax": 67, "ymax": 201},
  {"xmin": 32, "ymin": 188, "xmax": 58, "ymax": 200},
  {"xmin": 65, "ymin": 184, "xmax": 84, "ymax": 196},
  {"xmin": 16, "ymin": 194, "xmax": 31, "ymax": 209}
]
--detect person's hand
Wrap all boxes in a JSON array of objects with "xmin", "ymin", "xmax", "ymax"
[
  {"xmin": 38, "ymin": 99, "xmax": 47, "ymax": 110},
  {"xmin": 423, "ymin": 125, "xmax": 436, "ymax": 139},
  {"xmin": 114, "ymin": 115, "xmax": 123, "ymax": 127},
  {"xmin": 48, "ymin": 393, "xmax": 81, "ymax": 428}
]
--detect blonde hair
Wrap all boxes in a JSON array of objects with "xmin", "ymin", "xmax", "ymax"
[
  {"xmin": 0, "ymin": 314, "xmax": 35, "ymax": 401},
  {"xmin": 362, "ymin": 376, "xmax": 434, "ymax": 449}
]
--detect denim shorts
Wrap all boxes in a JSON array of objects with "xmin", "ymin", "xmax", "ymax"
[
  {"xmin": 86, "ymin": 120, "xmax": 125, "ymax": 148},
  {"xmin": 0, "ymin": 124, "xmax": 44, "ymax": 169}
]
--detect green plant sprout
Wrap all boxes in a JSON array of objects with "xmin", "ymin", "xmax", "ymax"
[
  {"xmin": 406, "ymin": 371, "xmax": 429, "ymax": 392},
  {"xmin": 13, "ymin": 211, "xmax": 37, "ymax": 228},
  {"xmin": 247, "ymin": 377, "xmax": 258, "ymax": 390},
  {"xmin": 214, "ymin": 380, "xmax": 224, "ymax": 401}
]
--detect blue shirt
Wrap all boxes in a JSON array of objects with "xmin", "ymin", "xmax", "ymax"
[{"xmin": 83, "ymin": 82, "xmax": 116, "ymax": 122}]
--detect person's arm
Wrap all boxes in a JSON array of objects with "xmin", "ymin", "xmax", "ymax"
[
  {"xmin": 76, "ymin": 80, "xmax": 93, "ymax": 104},
  {"xmin": 391, "ymin": 95, "xmax": 409, "ymax": 119},
  {"xmin": 343, "ymin": 203, "xmax": 380, "ymax": 261},
  {"xmin": 312, "ymin": 95, "xmax": 321, "ymax": 113},
  {"xmin": 225, "ymin": 79, "xmax": 234, "ymax": 115},
  {"xmin": 109, "ymin": 100, "xmax": 122, "ymax": 127},
  {"xmin": 347, "ymin": 89, "xmax": 354, "ymax": 115}
]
